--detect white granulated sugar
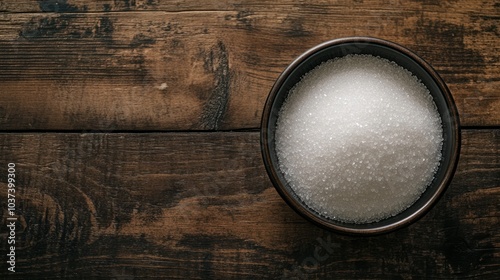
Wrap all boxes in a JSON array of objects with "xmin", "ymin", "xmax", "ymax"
[{"xmin": 275, "ymin": 54, "xmax": 443, "ymax": 224}]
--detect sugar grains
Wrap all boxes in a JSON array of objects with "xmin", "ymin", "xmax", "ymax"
[{"xmin": 275, "ymin": 54, "xmax": 443, "ymax": 223}]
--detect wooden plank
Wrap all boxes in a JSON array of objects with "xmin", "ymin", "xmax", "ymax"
[
  {"xmin": 1, "ymin": 0, "xmax": 499, "ymax": 14},
  {"xmin": 0, "ymin": 1, "xmax": 499, "ymax": 130},
  {"xmin": 0, "ymin": 129, "xmax": 498, "ymax": 278}
]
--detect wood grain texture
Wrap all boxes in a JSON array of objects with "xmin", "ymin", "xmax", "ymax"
[
  {"xmin": 0, "ymin": 130, "xmax": 498, "ymax": 279},
  {"xmin": 0, "ymin": 1, "xmax": 499, "ymax": 279},
  {"xmin": 0, "ymin": 0, "xmax": 498, "ymax": 130}
]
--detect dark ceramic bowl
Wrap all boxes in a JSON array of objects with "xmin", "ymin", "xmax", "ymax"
[{"xmin": 261, "ymin": 37, "xmax": 460, "ymax": 235}]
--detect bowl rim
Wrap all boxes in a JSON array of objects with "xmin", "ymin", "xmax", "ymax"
[{"xmin": 260, "ymin": 36, "xmax": 461, "ymax": 235}]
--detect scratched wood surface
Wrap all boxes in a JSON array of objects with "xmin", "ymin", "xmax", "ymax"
[
  {"xmin": 0, "ymin": 131, "xmax": 498, "ymax": 279},
  {"xmin": 0, "ymin": 0, "xmax": 499, "ymax": 279},
  {"xmin": 0, "ymin": 0, "xmax": 499, "ymax": 130}
]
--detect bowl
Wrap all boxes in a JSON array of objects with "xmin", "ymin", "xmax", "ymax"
[{"xmin": 260, "ymin": 37, "xmax": 460, "ymax": 235}]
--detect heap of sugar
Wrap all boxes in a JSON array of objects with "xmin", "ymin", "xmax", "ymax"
[{"xmin": 275, "ymin": 54, "xmax": 443, "ymax": 224}]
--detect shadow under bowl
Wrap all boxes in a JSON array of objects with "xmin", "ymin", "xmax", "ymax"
[{"xmin": 260, "ymin": 37, "xmax": 461, "ymax": 235}]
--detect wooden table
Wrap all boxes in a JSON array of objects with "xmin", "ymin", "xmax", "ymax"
[{"xmin": 1, "ymin": 0, "xmax": 498, "ymax": 279}]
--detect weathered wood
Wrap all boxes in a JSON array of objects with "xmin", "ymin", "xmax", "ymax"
[
  {"xmin": 1, "ymin": 0, "xmax": 499, "ymax": 14},
  {"xmin": 0, "ymin": 1, "xmax": 498, "ymax": 278},
  {"xmin": 0, "ymin": 130, "xmax": 498, "ymax": 278},
  {"xmin": 0, "ymin": 0, "xmax": 498, "ymax": 130}
]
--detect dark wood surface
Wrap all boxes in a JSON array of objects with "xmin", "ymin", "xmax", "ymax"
[{"xmin": 0, "ymin": 0, "xmax": 499, "ymax": 279}]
